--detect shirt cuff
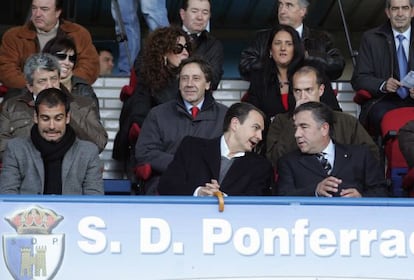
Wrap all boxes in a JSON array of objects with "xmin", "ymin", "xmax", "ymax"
[{"xmin": 380, "ymin": 81, "xmax": 387, "ymax": 93}]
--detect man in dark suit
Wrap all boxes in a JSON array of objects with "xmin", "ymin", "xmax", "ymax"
[
  {"xmin": 351, "ymin": 0, "xmax": 414, "ymax": 136},
  {"xmin": 276, "ymin": 102, "xmax": 388, "ymax": 197},
  {"xmin": 158, "ymin": 102, "xmax": 273, "ymax": 196}
]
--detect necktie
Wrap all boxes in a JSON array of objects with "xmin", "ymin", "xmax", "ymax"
[
  {"xmin": 316, "ymin": 152, "xmax": 332, "ymax": 174},
  {"xmin": 191, "ymin": 106, "xmax": 199, "ymax": 119},
  {"xmin": 397, "ymin": 34, "xmax": 409, "ymax": 99},
  {"xmin": 190, "ymin": 33, "xmax": 198, "ymax": 41}
]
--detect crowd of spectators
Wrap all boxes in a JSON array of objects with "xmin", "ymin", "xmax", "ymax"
[{"xmin": 2, "ymin": 0, "xmax": 414, "ymax": 197}]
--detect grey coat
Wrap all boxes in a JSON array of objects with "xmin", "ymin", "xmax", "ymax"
[
  {"xmin": 0, "ymin": 137, "xmax": 104, "ymax": 195},
  {"xmin": 134, "ymin": 93, "xmax": 227, "ymax": 194},
  {"xmin": 135, "ymin": 93, "xmax": 228, "ymax": 173}
]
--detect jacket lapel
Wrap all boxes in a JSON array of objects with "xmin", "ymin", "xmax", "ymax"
[
  {"xmin": 298, "ymin": 153, "xmax": 327, "ymax": 176},
  {"xmin": 61, "ymin": 144, "xmax": 75, "ymax": 184},
  {"xmin": 29, "ymin": 142, "xmax": 45, "ymax": 188},
  {"xmin": 330, "ymin": 144, "xmax": 351, "ymax": 176}
]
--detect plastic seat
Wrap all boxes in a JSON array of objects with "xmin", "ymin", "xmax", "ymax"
[{"xmin": 380, "ymin": 107, "xmax": 414, "ymax": 196}]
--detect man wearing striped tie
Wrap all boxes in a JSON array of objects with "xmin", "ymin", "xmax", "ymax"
[
  {"xmin": 276, "ymin": 102, "xmax": 388, "ymax": 197},
  {"xmin": 351, "ymin": 0, "xmax": 414, "ymax": 137}
]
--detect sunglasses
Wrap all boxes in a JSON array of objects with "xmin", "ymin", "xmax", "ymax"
[
  {"xmin": 54, "ymin": 53, "xmax": 76, "ymax": 63},
  {"xmin": 172, "ymin": 43, "xmax": 191, "ymax": 54}
]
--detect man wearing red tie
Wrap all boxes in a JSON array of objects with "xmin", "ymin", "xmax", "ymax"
[{"xmin": 135, "ymin": 57, "xmax": 228, "ymax": 194}]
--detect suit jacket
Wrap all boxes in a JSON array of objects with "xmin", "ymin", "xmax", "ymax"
[
  {"xmin": 158, "ymin": 136, "xmax": 274, "ymax": 196},
  {"xmin": 351, "ymin": 20, "xmax": 414, "ymax": 99},
  {"xmin": 0, "ymin": 136, "xmax": 104, "ymax": 195},
  {"xmin": 276, "ymin": 143, "xmax": 388, "ymax": 197}
]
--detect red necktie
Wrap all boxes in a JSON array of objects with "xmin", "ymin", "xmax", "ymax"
[{"xmin": 191, "ymin": 106, "xmax": 199, "ymax": 119}]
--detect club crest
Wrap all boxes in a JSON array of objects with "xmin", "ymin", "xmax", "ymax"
[{"xmin": 2, "ymin": 206, "xmax": 65, "ymax": 280}]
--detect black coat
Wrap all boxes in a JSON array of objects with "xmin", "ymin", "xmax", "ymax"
[
  {"xmin": 192, "ymin": 30, "xmax": 224, "ymax": 90},
  {"xmin": 158, "ymin": 136, "xmax": 274, "ymax": 196},
  {"xmin": 276, "ymin": 143, "xmax": 388, "ymax": 197},
  {"xmin": 351, "ymin": 20, "xmax": 414, "ymax": 99},
  {"xmin": 239, "ymin": 25, "xmax": 345, "ymax": 81}
]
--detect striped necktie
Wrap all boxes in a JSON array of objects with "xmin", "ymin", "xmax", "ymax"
[{"xmin": 316, "ymin": 152, "xmax": 332, "ymax": 174}]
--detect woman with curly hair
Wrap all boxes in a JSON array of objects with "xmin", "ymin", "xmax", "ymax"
[{"xmin": 113, "ymin": 26, "xmax": 191, "ymax": 164}]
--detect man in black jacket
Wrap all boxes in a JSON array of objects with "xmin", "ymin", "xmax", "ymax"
[
  {"xmin": 277, "ymin": 102, "xmax": 387, "ymax": 197},
  {"xmin": 158, "ymin": 102, "xmax": 273, "ymax": 196},
  {"xmin": 239, "ymin": 0, "xmax": 345, "ymax": 81},
  {"xmin": 351, "ymin": 0, "xmax": 414, "ymax": 136},
  {"xmin": 180, "ymin": 0, "xmax": 224, "ymax": 90}
]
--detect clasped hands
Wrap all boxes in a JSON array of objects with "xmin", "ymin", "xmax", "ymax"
[
  {"xmin": 197, "ymin": 179, "xmax": 221, "ymax": 196},
  {"xmin": 316, "ymin": 176, "xmax": 362, "ymax": 198}
]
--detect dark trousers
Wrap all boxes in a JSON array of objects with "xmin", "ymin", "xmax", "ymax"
[{"xmin": 360, "ymin": 94, "xmax": 414, "ymax": 137}]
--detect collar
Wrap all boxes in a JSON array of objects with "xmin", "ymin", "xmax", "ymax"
[
  {"xmin": 392, "ymin": 26, "xmax": 411, "ymax": 41},
  {"xmin": 220, "ymin": 135, "xmax": 245, "ymax": 159},
  {"xmin": 182, "ymin": 25, "xmax": 203, "ymax": 36},
  {"xmin": 295, "ymin": 23, "xmax": 304, "ymax": 38},
  {"xmin": 321, "ymin": 139, "xmax": 335, "ymax": 167},
  {"xmin": 36, "ymin": 21, "xmax": 59, "ymax": 34},
  {"xmin": 183, "ymin": 98, "xmax": 204, "ymax": 113}
]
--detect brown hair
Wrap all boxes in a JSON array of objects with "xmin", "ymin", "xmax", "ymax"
[{"xmin": 139, "ymin": 26, "xmax": 190, "ymax": 92}]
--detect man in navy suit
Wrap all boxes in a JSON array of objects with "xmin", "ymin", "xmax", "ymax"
[
  {"xmin": 277, "ymin": 102, "xmax": 388, "ymax": 197},
  {"xmin": 158, "ymin": 102, "xmax": 273, "ymax": 196}
]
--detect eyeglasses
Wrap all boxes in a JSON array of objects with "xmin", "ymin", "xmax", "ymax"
[
  {"xmin": 54, "ymin": 53, "xmax": 76, "ymax": 63},
  {"xmin": 172, "ymin": 43, "xmax": 191, "ymax": 54}
]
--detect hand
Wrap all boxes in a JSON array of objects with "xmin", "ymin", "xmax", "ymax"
[
  {"xmin": 339, "ymin": 188, "xmax": 362, "ymax": 198},
  {"xmin": 197, "ymin": 179, "xmax": 221, "ymax": 196},
  {"xmin": 409, "ymin": 88, "xmax": 414, "ymax": 99},
  {"xmin": 384, "ymin": 77, "xmax": 402, "ymax": 93},
  {"xmin": 316, "ymin": 176, "xmax": 342, "ymax": 197}
]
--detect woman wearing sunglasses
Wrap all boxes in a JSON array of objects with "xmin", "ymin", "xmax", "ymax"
[
  {"xmin": 43, "ymin": 35, "xmax": 99, "ymax": 109},
  {"xmin": 113, "ymin": 26, "xmax": 191, "ymax": 168}
]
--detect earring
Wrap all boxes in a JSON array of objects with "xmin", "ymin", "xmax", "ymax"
[
  {"xmin": 269, "ymin": 52, "xmax": 272, "ymax": 58},
  {"xmin": 164, "ymin": 56, "xmax": 167, "ymax": 66}
]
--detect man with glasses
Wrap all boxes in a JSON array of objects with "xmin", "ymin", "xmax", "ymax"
[
  {"xmin": 351, "ymin": 0, "xmax": 414, "ymax": 136},
  {"xmin": 0, "ymin": 0, "xmax": 99, "ymax": 93},
  {"xmin": 239, "ymin": 0, "xmax": 345, "ymax": 82},
  {"xmin": 134, "ymin": 57, "xmax": 227, "ymax": 194},
  {"xmin": 0, "ymin": 53, "xmax": 107, "ymax": 160}
]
